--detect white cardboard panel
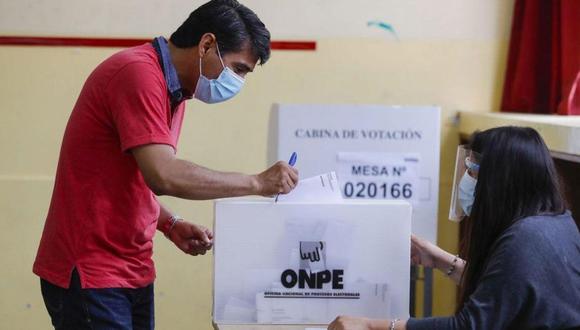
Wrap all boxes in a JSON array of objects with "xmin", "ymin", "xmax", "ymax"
[
  {"xmin": 271, "ymin": 104, "xmax": 440, "ymax": 243},
  {"xmin": 213, "ymin": 199, "xmax": 411, "ymax": 325}
]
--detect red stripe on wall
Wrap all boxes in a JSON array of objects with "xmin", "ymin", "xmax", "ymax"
[
  {"xmin": 270, "ymin": 41, "xmax": 316, "ymax": 50},
  {"xmin": 0, "ymin": 36, "xmax": 316, "ymax": 51}
]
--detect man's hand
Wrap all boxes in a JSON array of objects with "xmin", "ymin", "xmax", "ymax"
[
  {"xmin": 253, "ymin": 161, "xmax": 299, "ymax": 196},
  {"xmin": 167, "ymin": 220, "xmax": 213, "ymax": 256}
]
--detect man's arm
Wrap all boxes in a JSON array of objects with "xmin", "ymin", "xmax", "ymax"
[{"xmin": 132, "ymin": 144, "xmax": 298, "ymax": 199}]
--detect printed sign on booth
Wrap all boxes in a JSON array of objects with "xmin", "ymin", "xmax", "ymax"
[
  {"xmin": 271, "ymin": 104, "xmax": 441, "ymax": 243},
  {"xmin": 337, "ymin": 152, "xmax": 420, "ymax": 202}
]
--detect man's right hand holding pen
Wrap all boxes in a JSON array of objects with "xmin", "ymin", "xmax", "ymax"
[{"xmin": 253, "ymin": 160, "xmax": 299, "ymax": 197}]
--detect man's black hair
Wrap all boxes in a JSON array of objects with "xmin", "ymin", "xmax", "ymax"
[{"xmin": 170, "ymin": 0, "xmax": 271, "ymax": 64}]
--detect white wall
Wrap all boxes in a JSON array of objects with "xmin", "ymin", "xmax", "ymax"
[{"xmin": 0, "ymin": 0, "xmax": 511, "ymax": 40}]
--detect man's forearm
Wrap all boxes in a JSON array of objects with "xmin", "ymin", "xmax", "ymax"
[{"xmin": 158, "ymin": 158, "xmax": 259, "ymax": 200}]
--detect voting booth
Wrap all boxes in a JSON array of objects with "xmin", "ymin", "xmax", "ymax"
[
  {"xmin": 268, "ymin": 104, "xmax": 441, "ymax": 316},
  {"xmin": 269, "ymin": 104, "xmax": 440, "ymax": 243},
  {"xmin": 213, "ymin": 199, "xmax": 412, "ymax": 329}
]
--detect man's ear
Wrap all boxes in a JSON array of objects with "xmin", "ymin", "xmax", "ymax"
[{"xmin": 197, "ymin": 33, "xmax": 216, "ymax": 58}]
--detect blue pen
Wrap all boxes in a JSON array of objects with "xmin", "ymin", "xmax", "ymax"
[
  {"xmin": 288, "ymin": 152, "xmax": 298, "ymax": 167},
  {"xmin": 275, "ymin": 152, "xmax": 297, "ymax": 202}
]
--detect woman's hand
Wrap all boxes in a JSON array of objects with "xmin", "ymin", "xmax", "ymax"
[
  {"xmin": 411, "ymin": 234, "xmax": 438, "ymax": 268},
  {"xmin": 328, "ymin": 316, "xmax": 400, "ymax": 330},
  {"xmin": 328, "ymin": 316, "xmax": 374, "ymax": 330},
  {"xmin": 412, "ymin": 234, "xmax": 465, "ymax": 284}
]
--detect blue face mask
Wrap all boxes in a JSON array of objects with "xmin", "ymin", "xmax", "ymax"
[
  {"xmin": 458, "ymin": 171, "xmax": 477, "ymax": 216},
  {"xmin": 194, "ymin": 44, "xmax": 245, "ymax": 104}
]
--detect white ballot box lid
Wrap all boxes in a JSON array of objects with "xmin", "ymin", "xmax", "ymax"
[{"xmin": 213, "ymin": 198, "xmax": 412, "ymax": 328}]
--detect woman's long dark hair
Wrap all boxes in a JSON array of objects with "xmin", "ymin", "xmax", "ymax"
[{"xmin": 458, "ymin": 126, "xmax": 566, "ymax": 306}]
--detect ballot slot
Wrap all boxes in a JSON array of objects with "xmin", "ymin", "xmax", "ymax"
[{"xmin": 213, "ymin": 199, "xmax": 412, "ymax": 326}]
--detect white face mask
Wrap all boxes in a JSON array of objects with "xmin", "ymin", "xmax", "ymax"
[
  {"xmin": 194, "ymin": 43, "xmax": 245, "ymax": 104},
  {"xmin": 458, "ymin": 171, "xmax": 477, "ymax": 216}
]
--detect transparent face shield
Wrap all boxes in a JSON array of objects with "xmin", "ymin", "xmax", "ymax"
[{"xmin": 449, "ymin": 145, "xmax": 481, "ymax": 222}]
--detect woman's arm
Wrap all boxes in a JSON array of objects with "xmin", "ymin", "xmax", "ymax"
[
  {"xmin": 406, "ymin": 231, "xmax": 532, "ymax": 330},
  {"xmin": 328, "ymin": 316, "xmax": 407, "ymax": 330},
  {"xmin": 411, "ymin": 235, "xmax": 466, "ymax": 284},
  {"xmin": 329, "ymin": 232, "xmax": 533, "ymax": 330}
]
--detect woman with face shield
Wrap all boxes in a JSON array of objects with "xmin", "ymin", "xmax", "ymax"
[{"xmin": 329, "ymin": 126, "xmax": 580, "ymax": 330}]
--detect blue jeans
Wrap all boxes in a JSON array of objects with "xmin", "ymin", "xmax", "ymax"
[{"xmin": 40, "ymin": 269, "xmax": 154, "ymax": 329}]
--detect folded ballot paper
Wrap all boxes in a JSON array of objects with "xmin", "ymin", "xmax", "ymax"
[{"xmin": 276, "ymin": 171, "xmax": 343, "ymax": 203}]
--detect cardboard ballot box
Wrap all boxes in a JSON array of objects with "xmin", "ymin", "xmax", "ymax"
[{"xmin": 213, "ymin": 199, "xmax": 411, "ymax": 329}]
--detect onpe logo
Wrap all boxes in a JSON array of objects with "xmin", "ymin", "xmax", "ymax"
[
  {"xmin": 281, "ymin": 241, "xmax": 344, "ymax": 290},
  {"xmin": 300, "ymin": 241, "xmax": 325, "ymax": 269}
]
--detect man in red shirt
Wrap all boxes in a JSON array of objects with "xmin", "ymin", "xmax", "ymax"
[{"xmin": 33, "ymin": 1, "xmax": 298, "ymax": 328}]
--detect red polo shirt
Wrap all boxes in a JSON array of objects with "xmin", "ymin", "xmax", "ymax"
[{"xmin": 33, "ymin": 43, "xmax": 185, "ymax": 289}]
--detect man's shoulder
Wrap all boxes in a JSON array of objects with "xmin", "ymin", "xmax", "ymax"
[
  {"xmin": 107, "ymin": 43, "xmax": 158, "ymax": 65},
  {"xmin": 94, "ymin": 43, "xmax": 161, "ymax": 83}
]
